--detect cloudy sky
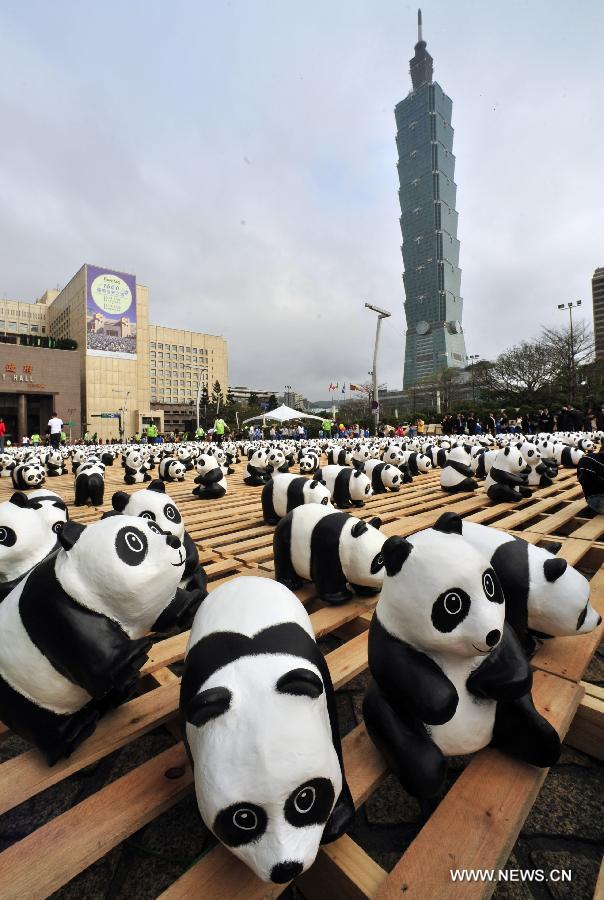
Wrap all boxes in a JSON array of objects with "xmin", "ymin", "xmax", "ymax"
[{"xmin": 1, "ymin": 0, "xmax": 602, "ymax": 400}]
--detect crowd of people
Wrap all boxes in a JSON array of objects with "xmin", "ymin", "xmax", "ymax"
[{"xmin": 440, "ymin": 405, "xmax": 604, "ymax": 436}]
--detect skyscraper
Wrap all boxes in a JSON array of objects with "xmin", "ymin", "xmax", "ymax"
[
  {"xmin": 592, "ymin": 267, "xmax": 604, "ymax": 361},
  {"xmin": 396, "ymin": 10, "xmax": 467, "ymax": 389}
]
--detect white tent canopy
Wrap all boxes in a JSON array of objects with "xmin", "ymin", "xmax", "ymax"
[{"xmin": 242, "ymin": 404, "xmax": 326, "ymax": 425}]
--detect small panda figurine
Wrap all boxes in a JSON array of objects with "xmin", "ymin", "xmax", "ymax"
[
  {"xmin": 266, "ymin": 448, "xmax": 289, "ymax": 475},
  {"xmin": 71, "ymin": 448, "xmax": 87, "ymax": 475},
  {"xmin": 74, "ymin": 462, "xmax": 106, "ymax": 507},
  {"xmin": 555, "ymin": 444, "xmax": 584, "ymax": 468},
  {"xmin": 176, "ymin": 446, "xmax": 194, "ymax": 471},
  {"xmin": 274, "ymin": 504, "xmax": 385, "ymax": 604},
  {"xmin": 0, "ymin": 453, "xmax": 16, "ymax": 477},
  {"xmin": 403, "ymin": 451, "xmax": 432, "ymax": 476},
  {"xmin": 363, "ymin": 460, "xmax": 402, "ymax": 494},
  {"xmin": 180, "ymin": 576, "xmax": 355, "ymax": 883},
  {"xmin": 123, "ymin": 450, "xmax": 151, "ymax": 485},
  {"xmin": 244, "ymin": 449, "xmax": 271, "ymax": 486},
  {"xmin": 485, "ymin": 446, "xmax": 532, "ymax": 503},
  {"xmin": 382, "ymin": 445, "xmax": 404, "ymax": 466},
  {"xmin": 0, "ymin": 492, "xmax": 66, "ymax": 601},
  {"xmin": 299, "ymin": 452, "xmax": 320, "ymax": 475},
  {"xmin": 12, "ymin": 462, "xmax": 45, "ymax": 491},
  {"xmin": 159, "ymin": 457, "xmax": 186, "ymax": 482},
  {"xmin": 261, "ymin": 473, "xmax": 331, "ymax": 526},
  {"xmin": 0, "ymin": 515, "xmax": 187, "ymax": 762},
  {"xmin": 316, "ymin": 465, "xmax": 372, "ymax": 508},
  {"xmin": 109, "ymin": 480, "xmax": 207, "ymax": 607},
  {"xmin": 440, "ymin": 445, "xmax": 478, "ymax": 493},
  {"xmin": 46, "ymin": 449, "xmax": 66, "ymax": 478},
  {"xmin": 362, "ymin": 515, "xmax": 561, "ymax": 807},
  {"xmin": 327, "ymin": 447, "xmax": 351, "ymax": 466},
  {"xmin": 435, "ymin": 513, "xmax": 602, "ymax": 654},
  {"xmin": 100, "ymin": 450, "xmax": 116, "ymax": 467},
  {"xmin": 193, "ymin": 456, "xmax": 227, "ymax": 500},
  {"xmin": 517, "ymin": 442, "xmax": 553, "ymax": 489}
]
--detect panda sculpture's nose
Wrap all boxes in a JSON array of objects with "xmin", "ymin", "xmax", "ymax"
[
  {"xmin": 485, "ymin": 629, "xmax": 501, "ymax": 647},
  {"xmin": 270, "ymin": 861, "xmax": 303, "ymax": 883},
  {"xmin": 165, "ymin": 534, "xmax": 181, "ymax": 549}
]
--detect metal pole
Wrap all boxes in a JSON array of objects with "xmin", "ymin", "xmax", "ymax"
[
  {"xmin": 569, "ymin": 305, "xmax": 575, "ymax": 405},
  {"xmin": 372, "ymin": 317, "xmax": 382, "ymax": 436}
]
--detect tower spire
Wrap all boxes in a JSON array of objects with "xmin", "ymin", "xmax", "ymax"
[
  {"xmin": 409, "ymin": 8, "xmax": 433, "ymax": 89},
  {"xmin": 418, "ymin": 8, "xmax": 422, "ymax": 43}
]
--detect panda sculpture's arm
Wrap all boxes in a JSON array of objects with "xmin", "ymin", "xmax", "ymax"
[
  {"xmin": 489, "ymin": 467, "xmax": 527, "ymax": 487},
  {"xmin": 466, "ymin": 624, "xmax": 532, "ymax": 702},
  {"xmin": 446, "ymin": 460, "xmax": 474, "ymax": 477},
  {"xmin": 368, "ymin": 616, "xmax": 458, "ymax": 725},
  {"xmin": 152, "ymin": 586, "xmax": 204, "ymax": 632},
  {"xmin": 194, "ymin": 468, "xmax": 224, "ymax": 485}
]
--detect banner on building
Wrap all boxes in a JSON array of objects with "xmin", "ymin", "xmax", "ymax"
[{"xmin": 86, "ymin": 264, "xmax": 137, "ymax": 359}]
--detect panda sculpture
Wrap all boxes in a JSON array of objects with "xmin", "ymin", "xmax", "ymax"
[
  {"xmin": 261, "ymin": 474, "xmax": 331, "ymax": 526},
  {"xmin": 12, "ymin": 462, "xmax": 45, "ymax": 491},
  {"xmin": 109, "ymin": 480, "xmax": 207, "ymax": 607},
  {"xmin": 363, "ymin": 460, "xmax": 403, "ymax": 494},
  {"xmin": 123, "ymin": 450, "xmax": 151, "ymax": 485},
  {"xmin": 362, "ymin": 516, "xmax": 561, "ymax": 807},
  {"xmin": 274, "ymin": 504, "xmax": 385, "ymax": 604},
  {"xmin": 46, "ymin": 449, "xmax": 66, "ymax": 478},
  {"xmin": 316, "ymin": 465, "xmax": 372, "ymax": 508},
  {"xmin": 176, "ymin": 446, "xmax": 194, "ymax": 471},
  {"xmin": 403, "ymin": 451, "xmax": 432, "ymax": 476},
  {"xmin": 74, "ymin": 462, "xmax": 106, "ymax": 507},
  {"xmin": 0, "ymin": 492, "xmax": 66, "ymax": 601},
  {"xmin": 266, "ymin": 448, "xmax": 289, "ymax": 475},
  {"xmin": 244, "ymin": 449, "xmax": 271, "ymax": 486},
  {"xmin": 0, "ymin": 515, "xmax": 187, "ymax": 762},
  {"xmin": 485, "ymin": 446, "xmax": 532, "ymax": 503},
  {"xmin": 180, "ymin": 576, "xmax": 355, "ymax": 883},
  {"xmin": 327, "ymin": 447, "xmax": 352, "ymax": 467},
  {"xmin": 555, "ymin": 444, "xmax": 584, "ymax": 468},
  {"xmin": 71, "ymin": 448, "xmax": 87, "ymax": 475},
  {"xmin": 440, "ymin": 445, "xmax": 478, "ymax": 493},
  {"xmin": 192, "ymin": 456, "xmax": 227, "ymax": 500},
  {"xmin": 27, "ymin": 489, "xmax": 69, "ymax": 533},
  {"xmin": 299, "ymin": 452, "xmax": 320, "ymax": 475},
  {"xmin": 517, "ymin": 442, "xmax": 553, "ymax": 489},
  {"xmin": 159, "ymin": 457, "xmax": 186, "ymax": 482},
  {"xmin": 433, "ymin": 512, "xmax": 601, "ymax": 654}
]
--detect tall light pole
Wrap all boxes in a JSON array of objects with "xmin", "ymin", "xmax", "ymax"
[
  {"xmin": 468, "ymin": 354, "xmax": 480, "ymax": 402},
  {"xmin": 184, "ymin": 364, "xmax": 207, "ymax": 431},
  {"xmin": 557, "ymin": 301, "xmax": 582, "ymax": 404},
  {"xmin": 365, "ymin": 303, "xmax": 392, "ymax": 436},
  {"xmin": 112, "ymin": 389, "xmax": 130, "ymax": 441}
]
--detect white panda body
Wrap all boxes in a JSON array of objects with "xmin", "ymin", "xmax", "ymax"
[
  {"xmin": 263, "ymin": 474, "xmax": 331, "ymax": 523},
  {"xmin": 363, "ymin": 460, "xmax": 401, "ymax": 493},
  {"xmin": 440, "ymin": 446, "xmax": 477, "ymax": 493},
  {"xmin": 318, "ymin": 465, "xmax": 372, "ymax": 507},
  {"xmin": 427, "ymin": 653, "xmax": 496, "ymax": 756},
  {"xmin": 182, "ymin": 577, "xmax": 353, "ymax": 884},
  {"xmin": 0, "ymin": 493, "xmax": 62, "ymax": 596},
  {"xmin": 159, "ymin": 457, "xmax": 186, "ymax": 482}
]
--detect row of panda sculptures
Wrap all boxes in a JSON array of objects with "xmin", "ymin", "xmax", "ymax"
[{"xmin": 0, "ymin": 433, "xmax": 601, "ymax": 884}]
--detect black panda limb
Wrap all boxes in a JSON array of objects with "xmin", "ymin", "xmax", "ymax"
[
  {"xmin": 466, "ymin": 624, "xmax": 532, "ymax": 701},
  {"xmin": 273, "ymin": 514, "xmax": 306, "ymax": 590},
  {"xmin": 490, "ymin": 693, "xmax": 561, "ymax": 767}
]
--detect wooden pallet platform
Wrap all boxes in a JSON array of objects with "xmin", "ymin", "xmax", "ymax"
[{"xmin": 0, "ymin": 457, "xmax": 601, "ymax": 898}]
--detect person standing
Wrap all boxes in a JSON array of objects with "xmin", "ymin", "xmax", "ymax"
[
  {"xmin": 47, "ymin": 411, "xmax": 63, "ymax": 449},
  {"xmin": 0, "ymin": 418, "xmax": 5, "ymax": 452},
  {"xmin": 31, "ymin": 431, "xmax": 41, "ymax": 446},
  {"xmin": 214, "ymin": 416, "xmax": 228, "ymax": 444},
  {"xmin": 195, "ymin": 425, "xmax": 206, "ymax": 441}
]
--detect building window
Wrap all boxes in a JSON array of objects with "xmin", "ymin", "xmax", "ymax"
[
  {"xmin": 8, "ymin": 321, "xmax": 17, "ymax": 331},
  {"xmin": 30, "ymin": 325, "xmax": 39, "ymax": 333},
  {"xmin": 150, "ymin": 342, "xmax": 156, "ymax": 348}
]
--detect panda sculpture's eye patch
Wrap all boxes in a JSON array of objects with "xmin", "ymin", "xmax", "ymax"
[
  {"xmin": 115, "ymin": 526, "xmax": 148, "ymax": 566},
  {"xmin": 51, "ymin": 521, "xmax": 64, "ymax": 534},
  {"xmin": 284, "ymin": 778, "xmax": 335, "ymax": 828},
  {"xmin": 214, "ymin": 803, "xmax": 267, "ymax": 847},
  {"xmin": 146, "ymin": 521, "xmax": 163, "ymax": 535},
  {"xmin": 140, "ymin": 511, "xmax": 156, "ymax": 521},
  {"xmin": 276, "ymin": 667, "xmax": 323, "ymax": 698},
  {"xmin": 164, "ymin": 503, "xmax": 181, "ymax": 524},
  {"xmin": 0, "ymin": 526, "xmax": 17, "ymax": 547},
  {"xmin": 431, "ymin": 589, "xmax": 471, "ymax": 633},
  {"xmin": 482, "ymin": 570, "xmax": 503, "ymax": 604},
  {"xmin": 370, "ymin": 551, "xmax": 385, "ymax": 575}
]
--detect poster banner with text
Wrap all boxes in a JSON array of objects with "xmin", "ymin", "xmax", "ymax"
[{"xmin": 86, "ymin": 265, "xmax": 137, "ymax": 359}]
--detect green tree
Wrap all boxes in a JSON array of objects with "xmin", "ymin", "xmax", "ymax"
[
  {"xmin": 268, "ymin": 394, "xmax": 278, "ymax": 408},
  {"xmin": 226, "ymin": 387, "xmax": 236, "ymax": 406},
  {"xmin": 211, "ymin": 380, "xmax": 224, "ymax": 410},
  {"xmin": 248, "ymin": 392, "xmax": 259, "ymax": 408}
]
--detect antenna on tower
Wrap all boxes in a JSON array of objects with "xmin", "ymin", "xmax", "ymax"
[{"xmin": 418, "ymin": 8, "xmax": 423, "ymax": 43}]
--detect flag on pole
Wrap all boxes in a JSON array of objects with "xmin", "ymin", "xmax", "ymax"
[
  {"xmin": 349, "ymin": 383, "xmax": 362, "ymax": 392},
  {"xmin": 341, "ymin": 384, "xmax": 346, "ymax": 394}
]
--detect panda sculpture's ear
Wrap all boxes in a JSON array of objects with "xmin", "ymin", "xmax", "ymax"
[
  {"xmin": 351, "ymin": 519, "xmax": 368, "ymax": 538},
  {"xmin": 369, "ymin": 516, "xmax": 382, "ymax": 529},
  {"xmin": 544, "ymin": 557, "xmax": 568, "ymax": 582},
  {"xmin": 276, "ymin": 667, "xmax": 324, "ymax": 699},
  {"xmin": 542, "ymin": 541, "xmax": 562, "ymax": 555},
  {"xmin": 112, "ymin": 491, "xmax": 130, "ymax": 512},
  {"xmin": 186, "ymin": 686, "xmax": 232, "ymax": 727},
  {"xmin": 382, "ymin": 535, "xmax": 413, "ymax": 576},
  {"xmin": 58, "ymin": 521, "xmax": 86, "ymax": 551},
  {"xmin": 9, "ymin": 491, "xmax": 30, "ymax": 509},
  {"xmin": 433, "ymin": 512, "xmax": 463, "ymax": 536}
]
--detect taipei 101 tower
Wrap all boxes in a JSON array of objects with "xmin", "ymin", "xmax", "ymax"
[{"xmin": 396, "ymin": 10, "xmax": 467, "ymax": 388}]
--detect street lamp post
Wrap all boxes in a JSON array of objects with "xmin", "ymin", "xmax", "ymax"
[
  {"xmin": 184, "ymin": 364, "xmax": 208, "ymax": 431},
  {"xmin": 557, "ymin": 301, "xmax": 582, "ymax": 404},
  {"xmin": 365, "ymin": 303, "xmax": 392, "ymax": 436},
  {"xmin": 468, "ymin": 354, "xmax": 480, "ymax": 402}
]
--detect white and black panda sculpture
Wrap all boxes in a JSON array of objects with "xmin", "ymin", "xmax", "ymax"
[
  {"xmin": 299, "ymin": 452, "xmax": 320, "ymax": 475},
  {"xmin": 362, "ymin": 515, "xmax": 561, "ymax": 807},
  {"xmin": 159, "ymin": 457, "xmax": 186, "ymax": 482},
  {"xmin": 244, "ymin": 449, "xmax": 271, "ymax": 486},
  {"xmin": 180, "ymin": 576, "xmax": 355, "ymax": 883},
  {"xmin": 27, "ymin": 488, "xmax": 69, "ymax": 533},
  {"xmin": 316, "ymin": 465, "xmax": 372, "ymax": 508},
  {"xmin": 433, "ymin": 513, "xmax": 602, "ymax": 654},
  {"xmin": 440, "ymin": 445, "xmax": 478, "ymax": 493},
  {"xmin": 274, "ymin": 504, "xmax": 385, "ymax": 604},
  {"xmin": 0, "ymin": 515, "xmax": 187, "ymax": 762},
  {"xmin": 193, "ymin": 456, "xmax": 227, "ymax": 500},
  {"xmin": 485, "ymin": 446, "xmax": 532, "ymax": 503},
  {"xmin": 0, "ymin": 492, "xmax": 66, "ymax": 601},
  {"xmin": 123, "ymin": 450, "xmax": 151, "ymax": 485},
  {"xmin": 12, "ymin": 462, "xmax": 45, "ymax": 491},
  {"xmin": 74, "ymin": 461, "xmax": 105, "ymax": 507},
  {"xmin": 109, "ymin": 480, "xmax": 207, "ymax": 608},
  {"xmin": 45, "ymin": 449, "xmax": 66, "ymax": 478},
  {"xmin": 261, "ymin": 474, "xmax": 331, "ymax": 526},
  {"xmin": 363, "ymin": 460, "xmax": 403, "ymax": 494}
]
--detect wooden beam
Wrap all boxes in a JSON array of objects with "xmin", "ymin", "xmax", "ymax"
[{"xmin": 565, "ymin": 682, "xmax": 604, "ymax": 762}]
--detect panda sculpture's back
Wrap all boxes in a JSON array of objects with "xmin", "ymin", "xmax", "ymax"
[
  {"xmin": 362, "ymin": 515, "xmax": 560, "ymax": 808},
  {"xmin": 180, "ymin": 576, "xmax": 355, "ymax": 883}
]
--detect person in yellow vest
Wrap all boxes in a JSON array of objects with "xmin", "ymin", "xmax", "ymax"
[
  {"xmin": 416, "ymin": 417, "xmax": 425, "ymax": 435},
  {"xmin": 213, "ymin": 417, "xmax": 228, "ymax": 444},
  {"xmin": 147, "ymin": 423, "xmax": 158, "ymax": 443},
  {"xmin": 30, "ymin": 432, "xmax": 41, "ymax": 446},
  {"xmin": 195, "ymin": 425, "xmax": 206, "ymax": 441}
]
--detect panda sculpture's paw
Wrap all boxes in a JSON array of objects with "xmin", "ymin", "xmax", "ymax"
[
  {"xmin": 321, "ymin": 781, "xmax": 356, "ymax": 844},
  {"xmin": 108, "ymin": 636, "xmax": 153, "ymax": 695},
  {"xmin": 321, "ymin": 588, "xmax": 354, "ymax": 605},
  {"xmin": 349, "ymin": 583, "xmax": 380, "ymax": 597},
  {"xmin": 44, "ymin": 705, "xmax": 101, "ymax": 765},
  {"xmin": 277, "ymin": 575, "xmax": 305, "ymax": 592},
  {"xmin": 519, "ymin": 485, "xmax": 532, "ymax": 498}
]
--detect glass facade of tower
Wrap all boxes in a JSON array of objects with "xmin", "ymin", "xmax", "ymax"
[{"xmin": 396, "ymin": 37, "xmax": 467, "ymax": 388}]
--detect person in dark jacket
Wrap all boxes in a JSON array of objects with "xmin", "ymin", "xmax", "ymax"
[{"xmin": 577, "ymin": 452, "xmax": 604, "ymax": 513}]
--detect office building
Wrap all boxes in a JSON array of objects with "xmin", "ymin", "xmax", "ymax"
[
  {"xmin": 593, "ymin": 267, "xmax": 604, "ymax": 361},
  {"xmin": 396, "ymin": 10, "xmax": 467, "ymax": 388}
]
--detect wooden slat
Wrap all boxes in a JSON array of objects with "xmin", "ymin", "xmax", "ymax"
[
  {"xmin": 297, "ymin": 836, "xmax": 388, "ymax": 900},
  {"xmin": 565, "ymin": 682, "xmax": 604, "ymax": 762}
]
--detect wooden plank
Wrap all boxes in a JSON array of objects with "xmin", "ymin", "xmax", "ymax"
[
  {"xmin": 373, "ymin": 671, "xmax": 583, "ymax": 900},
  {"xmin": 565, "ymin": 682, "xmax": 604, "ymax": 762},
  {"xmin": 297, "ymin": 836, "xmax": 388, "ymax": 900},
  {"xmin": 0, "ymin": 743, "xmax": 193, "ymax": 900}
]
